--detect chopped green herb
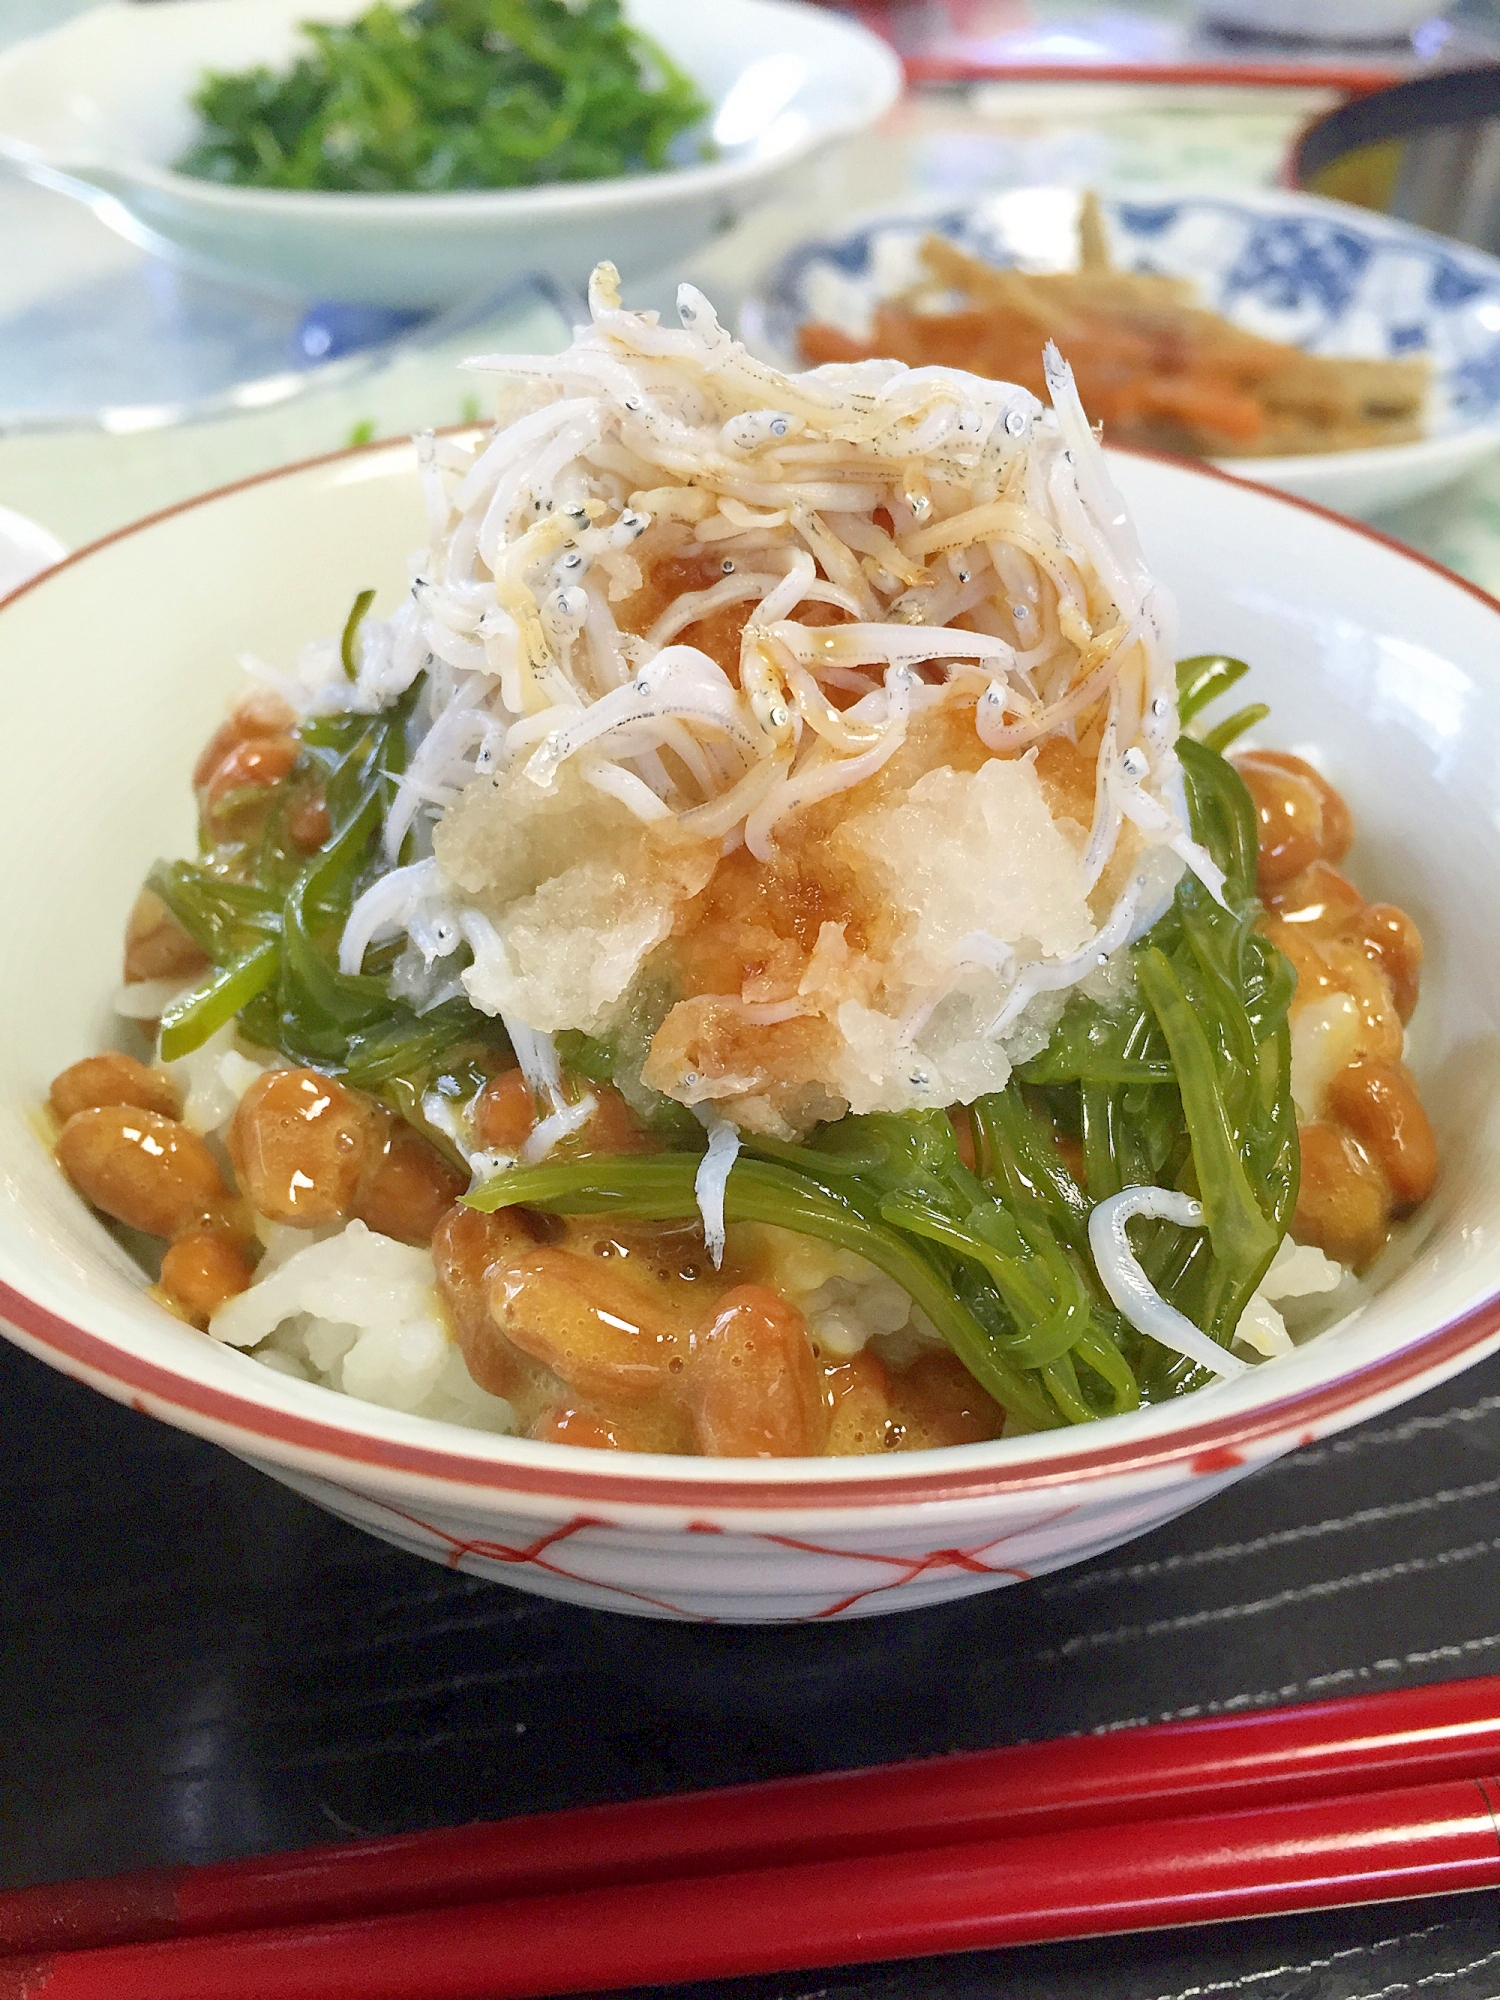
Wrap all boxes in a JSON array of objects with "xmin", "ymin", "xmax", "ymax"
[
  {"xmin": 174, "ymin": 0, "xmax": 712, "ymax": 195},
  {"xmin": 340, "ymin": 587, "xmax": 377, "ymax": 681},
  {"xmin": 1201, "ymin": 702, "xmax": 1270, "ymax": 754},
  {"xmin": 1176, "ymin": 653, "xmax": 1250, "ymax": 727}
]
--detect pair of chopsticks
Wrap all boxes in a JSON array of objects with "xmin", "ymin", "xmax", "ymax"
[{"xmin": 3, "ymin": 1675, "xmax": 1500, "ymax": 1999}]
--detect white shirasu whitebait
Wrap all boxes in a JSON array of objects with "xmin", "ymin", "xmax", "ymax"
[
  {"xmin": 520, "ymin": 1092, "xmax": 599, "ymax": 1166},
  {"xmin": 694, "ymin": 1118, "xmax": 743, "ymax": 1270},
  {"xmin": 522, "ymin": 646, "xmax": 760, "ymax": 793},
  {"xmin": 340, "ymin": 859, "xmax": 450, "ymax": 977},
  {"xmin": 319, "ymin": 265, "xmax": 1220, "ymax": 1247},
  {"xmin": 1087, "ymin": 1187, "xmax": 1249, "ymax": 1382},
  {"xmin": 745, "ymin": 666, "xmax": 915, "ymax": 859},
  {"xmin": 449, "ymin": 915, "xmax": 600, "ymax": 1165},
  {"xmin": 984, "ymin": 846, "xmax": 1181, "ymax": 1039}
]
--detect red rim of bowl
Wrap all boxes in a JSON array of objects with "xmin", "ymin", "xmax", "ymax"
[{"xmin": 4, "ymin": 437, "xmax": 1498, "ymax": 1512}]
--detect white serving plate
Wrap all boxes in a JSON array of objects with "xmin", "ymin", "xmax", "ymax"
[
  {"xmin": 0, "ymin": 0, "xmax": 900, "ymax": 308},
  {"xmin": 744, "ymin": 185, "xmax": 1500, "ymax": 517},
  {"xmin": 0, "ymin": 437, "xmax": 1496, "ymax": 1623}
]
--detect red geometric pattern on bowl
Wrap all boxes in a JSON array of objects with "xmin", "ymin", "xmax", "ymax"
[
  {"xmin": 241, "ymin": 1472, "xmax": 1230, "ymax": 1621},
  {"xmin": 351, "ymin": 1497, "xmax": 1088, "ymax": 1621}
]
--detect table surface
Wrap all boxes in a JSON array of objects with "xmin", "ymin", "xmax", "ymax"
[
  {"xmin": 6, "ymin": 64, "xmax": 1500, "ymax": 2000},
  {"xmin": 9, "ymin": 1334, "xmax": 1500, "ymax": 1994}
]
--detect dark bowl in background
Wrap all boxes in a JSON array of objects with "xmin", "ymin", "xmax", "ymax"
[{"xmin": 1290, "ymin": 64, "xmax": 1500, "ymax": 254}]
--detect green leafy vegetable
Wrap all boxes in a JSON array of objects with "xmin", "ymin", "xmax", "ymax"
[
  {"xmin": 174, "ymin": 0, "xmax": 712, "ymax": 194},
  {"xmin": 158, "ymin": 942, "xmax": 279, "ymax": 1064},
  {"xmin": 147, "ymin": 621, "xmax": 510, "ymax": 1096},
  {"xmin": 147, "ymin": 623, "xmax": 1297, "ymax": 1436},
  {"xmin": 147, "ymin": 863, "xmax": 280, "ymax": 962}
]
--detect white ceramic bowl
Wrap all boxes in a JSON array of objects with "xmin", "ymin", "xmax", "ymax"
[
  {"xmin": 1, "ymin": 439, "xmax": 1497, "ymax": 1623},
  {"xmin": 743, "ymin": 185, "xmax": 1500, "ymax": 518},
  {"xmin": 0, "ymin": 0, "xmax": 900, "ymax": 308}
]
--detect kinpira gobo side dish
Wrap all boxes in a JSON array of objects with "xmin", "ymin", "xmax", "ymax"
[
  {"xmin": 799, "ymin": 201, "xmax": 1429, "ymax": 464},
  {"xmin": 49, "ymin": 266, "xmax": 1437, "ymax": 1456}
]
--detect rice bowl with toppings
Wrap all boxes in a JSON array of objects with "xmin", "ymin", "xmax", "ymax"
[{"xmin": 40, "ymin": 266, "xmax": 1438, "ymax": 1460}]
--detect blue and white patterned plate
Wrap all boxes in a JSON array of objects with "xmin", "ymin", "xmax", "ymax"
[{"xmin": 742, "ymin": 186, "xmax": 1500, "ymax": 518}]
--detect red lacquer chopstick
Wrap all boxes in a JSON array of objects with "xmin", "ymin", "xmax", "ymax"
[
  {"xmin": 2, "ymin": 1773, "xmax": 1498, "ymax": 2000},
  {"xmin": 4, "ymin": 1671, "xmax": 1500, "ymax": 1958},
  {"xmin": 6, "ymin": 1672, "xmax": 1500, "ymax": 1959}
]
